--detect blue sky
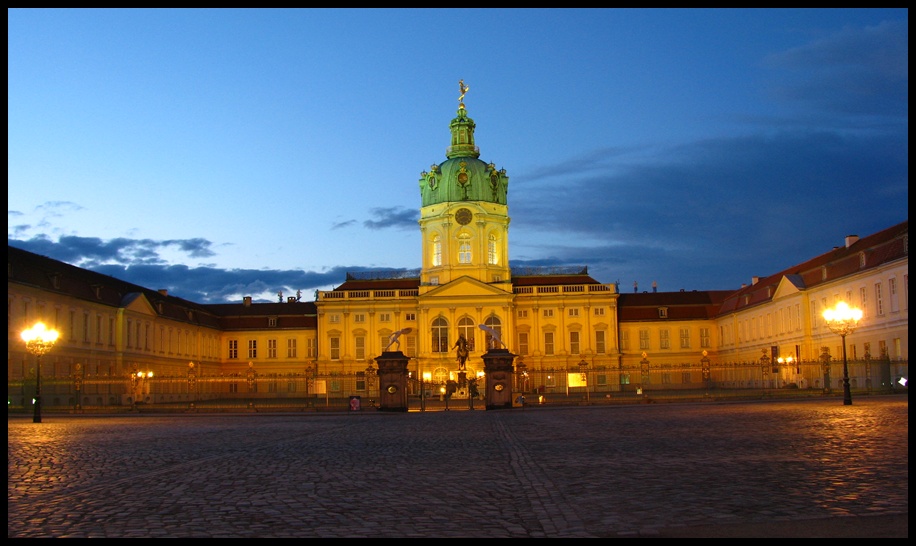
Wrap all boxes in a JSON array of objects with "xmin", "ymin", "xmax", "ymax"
[{"xmin": 8, "ymin": 8, "xmax": 908, "ymax": 303}]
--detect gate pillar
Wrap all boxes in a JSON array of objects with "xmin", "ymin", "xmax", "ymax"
[
  {"xmin": 374, "ymin": 351, "xmax": 410, "ymax": 412},
  {"xmin": 482, "ymin": 348, "xmax": 516, "ymax": 410}
]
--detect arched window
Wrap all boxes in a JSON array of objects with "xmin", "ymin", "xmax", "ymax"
[
  {"xmin": 432, "ymin": 234, "xmax": 442, "ymax": 267},
  {"xmin": 484, "ymin": 315, "xmax": 502, "ymax": 349},
  {"xmin": 488, "ymin": 234, "xmax": 498, "ymax": 265},
  {"xmin": 458, "ymin": 316, "xmax": 476, "ymax": 352},
  {"xmin": 431, "ymin": 317, "xmax": 449, "ymax": 353},
  {"xmin": 458, "ymin": 233, "xmax": 471, "ymax": 264}
]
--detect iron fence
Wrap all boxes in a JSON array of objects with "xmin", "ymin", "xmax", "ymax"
[{"xmin": 7, "ymin": 358, "xmax": 907, "ymax": 413}]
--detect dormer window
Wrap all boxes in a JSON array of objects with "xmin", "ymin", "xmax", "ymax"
[{"xmin": 658, "ymin": 307, "xmax": 668, "ymax": 319}]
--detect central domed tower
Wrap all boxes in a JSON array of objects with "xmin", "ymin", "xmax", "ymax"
[{"xmin": 417, "ymin": 82, "xmax": 511, "ymax": 291}]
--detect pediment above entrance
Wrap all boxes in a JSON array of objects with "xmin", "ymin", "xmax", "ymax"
[{"xmin": 419, "ymin": 275, "xmax": 511, "ymax": 300}]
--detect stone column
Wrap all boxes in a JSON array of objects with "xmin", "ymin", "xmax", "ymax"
[
  {"xmin": 374, "ymin": 351, "xmax": 410, "ymax": 412},
  {"xmin": 482, "ymin": 348, "xmax": 516, "ymax": 410}
]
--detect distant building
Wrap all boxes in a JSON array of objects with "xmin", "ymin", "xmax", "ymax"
[{"xmin": 7, "ymin": 95, "xmax": 908, "ymax": 407}]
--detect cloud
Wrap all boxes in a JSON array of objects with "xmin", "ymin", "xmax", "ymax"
[
  {"xmin": 363, "ymin": 206, "xmax": 419, "ymax": 230},
  {"xmin": 763, "ymin": 19, "xmax": 908, "ymax": 118}
]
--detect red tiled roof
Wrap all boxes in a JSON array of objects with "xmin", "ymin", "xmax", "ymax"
[
  {"xmin": 718, "ymin": 220, "xmax": 907, "ymax": 315},
  {"xmin": 512, "ymin": 274, "xmax": 602, "ymax": 286},
  {"xmin": 618, "ymin": 290, "xmax": 733, "ymax": 321}
]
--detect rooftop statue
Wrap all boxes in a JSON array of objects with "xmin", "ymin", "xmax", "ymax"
[{"xmin": 458, "ymin": 79, "xmax": 469, "ymax": 105}]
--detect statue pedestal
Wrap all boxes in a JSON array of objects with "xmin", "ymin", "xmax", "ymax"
[
  {"xmin": 375, "ymin": 351, "xmax": 409, "ymax": 412},
  {"xmin": 482, "ymin": 348, "xmax": 516, "ymax": 410}
]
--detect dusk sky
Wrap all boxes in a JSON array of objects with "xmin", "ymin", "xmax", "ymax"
[{"xmin": 9, "ymin": 8, "xmax": 908, "ymax": 303}]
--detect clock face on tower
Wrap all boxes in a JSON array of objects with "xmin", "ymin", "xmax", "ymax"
[{"xmin": 455, "ymin": 208, "xmax": 472, "ymax": 225}]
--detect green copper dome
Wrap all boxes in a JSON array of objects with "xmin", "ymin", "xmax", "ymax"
[{"xmin": 419, "ymin": 99, "xmax": 509, "ymax": 207}]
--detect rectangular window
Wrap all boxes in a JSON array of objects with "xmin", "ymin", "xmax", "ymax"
[
  {"xmin": 569, "ymin": 331, "xmax": 580, "ymax": 355},
  {"xmin": 287, "ymin": 338, "xmax": 297, "ymax": 358},
  {"xmin": 544, "ymin": 332, "xmax": 554, "ymax": 355},
  {"xmin": 96, "ymin": 316, "xmax": 103, "ymax": 343},
  {"xmin": 859, "ymin": 287, "xmax": 868, "ymax": 317},
  {"xmin": 889, "ymin": 277, "xmax": 899, "ymax": 312},
  {"xmin": 594, "ymin": 307, "xmax": 605, "ymax": 316},
  {"xmin": 620, "ymin": 330, "xmax": 629, "ymax": 351},
  {"xmin": 546, "ymin": 373, "xmax": 557, "ymax": 387},
  {"xmin": 639, "ymin": 329, "xmax": 649, "ymax": 350},
  {"xmin": 355, "ymin": 336, "xmax": 365, "ymax": 360},
  {"xmin": 110, "ymin": 318, "xmax": 116, "ymax": 346},
  {"xmin": 619, "ymin": 374, "xmax": 630, "ymax": 385},
  {"xmin": 875, "ymin": 283, "xmax": 884, "ymax": 315},
  {"xmin": 307, "ymin": 338, "xmax": 316, "ymax": 358},
  {"xmin": 228, "ymin": 340, "xmax": 238, "ymax": 359},
  {"xmin": 543, "ymin": 309, "xmax": 554, "ymax": 318},
  {"xmin": 405, "ymin": 313, "xmax": 416, "ymax": 321},
  {"xmin": 518, "ymin": 332, "xmax": 529, "ymax": 355},
  {"xmin": 356, "ymin": 373, "xmax": 367, "ymax": 391},
  {"xmin": 354, "ymin": 314, "xmax": 366, "ymax": 323},
  {"xmin": 700, "ymin": 327, "xmax": 710, "ymax": 348},
  {"xmin": 405, "ymin": 335, "xmax": 416, "ymax": 357},
  {"xmin": 518, "ymin": 309, "xmax": 528, "ymax": 318},
  {"xmin": 679, "ymin": 328, "xmax": 690, "ymax": 349},
  {"xmin": 659, "ymin": 329, "xmax": 670, "ymax": 349},
  {"xmin": 596, "ymin": 373, "xmax": 607, "ymax": 386},
  {"xmin": 329, "ymin": 314, "xmax": 340, "ymax": 324},
  {"xmin": 330, "ymin": 337, "xmax": 340, "ymax": 360},
  {"xmin": 126, "ymin": 319, "xmax": 132, "ymax": 348},
  {"xmin": 268, "ymin": 339, "xmax": 277, "ymax": 358},
  {"xmin": 658, "ymin": 308, "xmax": 667, "ymax": 319},
  {"xmin": 248, "ymin": 340, "xmax": 257, "ymax": 359},
  {"xmin": 268, "ymin": 316, "xmax": 277, "ymax": 327},
  {"xmin": 568, "ymin": 308, "xmax": 579, "ymax": 317},
  {"xmin": 380, "ymin": 313, "xmax": 391, "ymax": 322},
  {"xmin": 595, "ymin": 331, "xmax": 606, "ymax": 354}
]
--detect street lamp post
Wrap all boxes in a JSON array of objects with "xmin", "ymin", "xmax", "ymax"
[
  {"xmin": 72, "ymin": 362, "xmax": 83, "ymax": 413},
  {"xmin": 21, "ymin": 322, "xmax": 60, "ymax": 423},
  {"xmin": 578, "ymin": 360, "xmax": 589, "ymax": 403},
  {"xmin": 187, "ymin": 362, "xmax": 197, "ymax": 410},
  {"xmin": 639, "ymin": 352, "xmax": 650, "ymax": 398},
  {"xmin": 823, "ymin": 301, "xmax": 863, "ymax": 406},
  {"xmin": 421, "ymin": 371, "xmax": 431, "ymax": 412},
  {"xmin": 700, "ymin": 351, "xmax": 711, "ymax": 396},
  {"xmin": 365, "ymin": 364, "xmax": 377, "ymax": 408}
]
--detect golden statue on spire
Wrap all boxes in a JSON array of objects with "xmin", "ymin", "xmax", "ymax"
[{"xmin": 458, "ymin": 79, "xmax": 469, "ymax": 106}]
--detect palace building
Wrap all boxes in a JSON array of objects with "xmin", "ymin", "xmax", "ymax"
[{"xmin": 7, "ymin": 90, "xmax": 909, "ymax": 409}]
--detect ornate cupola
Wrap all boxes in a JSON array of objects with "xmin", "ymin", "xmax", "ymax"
[{"xmin": 418, "ymin": 80, "xmax": 511, "ymax": 290}]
